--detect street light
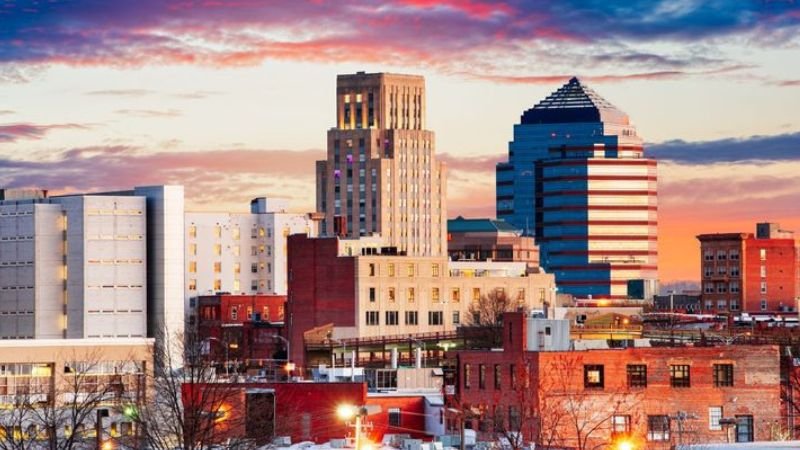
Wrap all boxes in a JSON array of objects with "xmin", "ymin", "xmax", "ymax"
[
  {"xmin": 203, "ymin": 337, "xmax": 235, "ymax": 378},
  {"xmin": 337, "ymin": 405, "xmax": 367, "ymax": 450}
]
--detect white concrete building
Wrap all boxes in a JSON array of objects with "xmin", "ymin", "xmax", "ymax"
[
  {"xmin": 0, "ymin": 186, "xmax": 185, "ymax": 342},
  {"xmin": 1, "ymin": 194, "xmax": 147, "ymax": 339},
  {"xmin": 184, "ymin": 197, "xmax": 315, "ymax": 320}
]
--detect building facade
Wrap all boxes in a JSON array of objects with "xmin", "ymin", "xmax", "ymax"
[
  {"xmin": 196, "ymin": 294, "xmax": 287, "ymax": 362},
  {"xmin": 447, "ymin": 216, "xmax": 540, "ymax": 269},
  {"xmin": 286, "ymin": 235, "xmax": 556, "ymax": 366},
  {"xmin": 316, "ymin": 72, "xmax": 447, "ymax": 257},
  {"xmin": 185, "ymin": 197, "xmax": 314, "ymax": 323},
  {"xmin": 698, "ymin": 223, "xmax": 799, "ymax": 315},
  {"xmin": 496, "ymin": 77, "xmax": 658, "ymax": 300},
  {"xmin": 0, "ymin": 185, "xmax": 185, "ymax": 342},
  {"xmin": 450, "ymin": 313, "xmax": 781, "ymax": 448}
]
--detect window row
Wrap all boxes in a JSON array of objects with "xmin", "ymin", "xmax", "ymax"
[{"xmin": 365, "ymin": 310, "xmax": 456, "ymax": 326}]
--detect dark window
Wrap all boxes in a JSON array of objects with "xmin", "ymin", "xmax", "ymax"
[
  {"xmin": 494, "ymin": 364, "xmax": 502, "ymax": 390},
  {"xmin": 647, "ymin": 415, "xmax": 670, "ymax": 441},
  {"xmin": 479, "ymin": 364, "xmax": 486, "ymax": 389},
  {"xmin": 714, "ymin": 364, "xmax": 734, "ymax": 387},
  {"xmin": 369, "ymin": 287, "xmax": 376, "ymax": 302},
  {"xmin": 388, "ymin": 408, "xmax": 401, "ymax": 427},
  {"xmin": 385, "ymin": 311, "xmax": 398, "ymax": 326},
  {"xmin": 428, "ymin": 311, "xmax": 443, "ymax": 326},
  {"xmin": 510, "ymin": 364, "xmax": 517, "ymax": 390},
  {"xmin": 736, "ymin": 415, "xmax": 754, "ymax": 442},
  {"xmin": 464, "ymin": 364, "xmax": 471, "ymax": 389},
  {"xmin": 627, "ymin": 364, "xmax": 647, "ymax": 387},
  {"xmin": 584, "ymin": 365, "xmax": 604, "ymax": 389},
  {"xmin": 670, "ymin": 364, "xmax": 691, "ymax": 388},
  {"xmin": 365, "ymin": 311, "xmax": 379, "ymax": 326},
  {"xmin": 405, "ymin": 311, "xmax": 418, "ymax": 325}
]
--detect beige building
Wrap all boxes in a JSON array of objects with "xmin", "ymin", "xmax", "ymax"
[
  {"xmin": 316, "ymin": 72, "xmax": 447, "ymax": 257},
  {"xmin": 0, "ymin": 338, "xmax": 152, "ymax": 443}
]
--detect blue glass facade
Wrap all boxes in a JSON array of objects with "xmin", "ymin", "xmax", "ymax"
[{"xmin": 496, "ymin": 78, "xmax": 658, "ymax": 299}]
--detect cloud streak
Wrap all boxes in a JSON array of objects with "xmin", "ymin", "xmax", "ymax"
[
  {"xmin": 0, "ymin": 123, "xmax": 88, "ymax": 143},
  {"xmin": 0, "ymin": 1, "xmax": 797, "ymax": 83},
  {"xmin": 648, "ymin": 131, "xmax": 800, "ymax": 163}
]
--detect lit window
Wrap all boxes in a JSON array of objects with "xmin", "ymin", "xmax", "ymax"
[
  {"xmin": 432, "ymin": 264, "xmax": 440, "ymax": 277},
  {"xmin": 188, "ymin": 261, "xmax": 197, "ymax": 273},
  {"xmin": 627, "ymin": 364, "xmax": 647, "ymax": 387},
  {"xmin": 670, "ymin": 365, "xmax": 690, "ymax": 387},
  {"xmin": 584, "ymin": 365, "xmax": 604, "ymax": 389},
  {"xmin": 431, "ymin": 288, "xmax": 439, "ymax": 303},
  {"xmin": 407, "ymin": 288, "xmax": 415, "ymax": 303},
  {"xmin": 231, "ymin": 306, "xmax": 238, "ymax": 320},
  {"xmin": 214, "ymin": 226, "xmax": 221, "ymax": 238},
  {"xmin": 612, "ymin": 415, "xmax": 631, "ymax": 433},
  {"xmin": 388, "ymin": 288, "xmax": 396, "ymax": 302},
  {"xmin": 451, "ymin": 288, "xmax": 460, "ymax": 303},
  {"xmin": 188, "ymin": 225, "xmax": 197, "ymax": 238}
]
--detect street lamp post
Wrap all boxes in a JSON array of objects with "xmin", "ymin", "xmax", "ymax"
[{"xmin": 337, "ymin": 404, "xmax": 380, "ymax": 450}]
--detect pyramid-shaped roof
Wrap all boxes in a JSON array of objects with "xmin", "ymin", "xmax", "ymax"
[{"xmin": 520, "ymin": 77, "xmax": 630, "ymax": 125}]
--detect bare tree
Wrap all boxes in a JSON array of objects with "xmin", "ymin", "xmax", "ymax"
[
  {"xmin": 137, "ymin": 328, "xmax": 265, "ymax": 450},
  {"xmin": 0, "ymin": 349, "xmax": 146, "ymax": 450},
  {"xmin": 466, "ymin": 290, "xmax": 528, "ymax": 348},
  {"xmin": 535, "ymin": 354, "xmax": 642, "ymax": 450}
]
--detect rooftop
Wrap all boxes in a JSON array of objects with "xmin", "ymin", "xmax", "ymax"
[
  {"xmin": 521, "ymin": 77, "xmax": 630, "ymax": 125},
  {"xmin": 448, "ymin": 216, "xmax": 521, "ymax": 234}
]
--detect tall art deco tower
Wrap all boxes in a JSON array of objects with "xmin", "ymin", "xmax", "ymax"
[
  {"xmin": 496, "ymin": 77, "xmax": 658, "ymax": 299},
  {"xmin": 316, "ymin": 72, "xmax": 447, "ymax": 257}
]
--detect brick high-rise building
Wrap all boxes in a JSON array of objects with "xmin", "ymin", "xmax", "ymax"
[
  {"xmin": 496, "ymin": 77, "xmax": 658, "ymax": 300},
  {"xmin": 697, "ymin": 222, "xmax": 799, "ymax": 315},
  {"xmin": 316, "ymin": 72, "xmax": 447, "ymax": 257}
]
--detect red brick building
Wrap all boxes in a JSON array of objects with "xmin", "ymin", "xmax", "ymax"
[
  {"xmin": 449, "ymin": 312, "xmax": 782, "ymax": 449},
  {"xmin": 182, "ymin": 381, "xmax": 432, "ymax": 446},
  {"xmin": 697, "ymin": 223, "xmax": 799, "ymax": 315},
  {"xmin": 196, "ymin": 294, "xmax": 288, "ymax": 361}
]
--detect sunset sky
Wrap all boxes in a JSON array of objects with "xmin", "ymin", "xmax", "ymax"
[{"xmin": 1, "ymin": 0, "xmax": 799, "ymax": 283}]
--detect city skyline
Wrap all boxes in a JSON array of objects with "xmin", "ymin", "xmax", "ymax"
[{"xmin": 1, "ymin": 1, "xmax": 800, "ymax": 283}]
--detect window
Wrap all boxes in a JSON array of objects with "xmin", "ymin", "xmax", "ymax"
[
  {"xmin": 188, "ymin": 261, "xmax": 197, "ymax": 273},
  {"xmin": 730, "ymin": 299, "xmax": 740, "ymax": 311},
  {"xmin": 612, "ymin": 415, "xmax": 631, "ymax": 434},
  {"xmin": 761, "ymin": 300, "xmax": 767, "ymax": 311},
  {"xmin": 760, "ymin": 281, "xmax": 767, "ymax": 294},
  {"xmin": 717, "ymin": 265, "xmax": 726, "ymax": 275},
  {"xmin": 472, "ymin": 288, "xmax": 481, "ymax": 301},
  {"xmin": 369, "ymin": 263, "xmax": 376, "ymax": 276},
  {"xmin": 189, "ymin": 243, "xmax": 197, "ymax": 255},
  {"xmin": 213, "ymin": 279, "xmax": 221, "ymax": 291},
  {"xmin": 717, "ymin": 250, "xmax": 726, "ymax": 260},
  {"xmin": 234, "ymin": 279, "xmax": 241, "ymax": 291},
  {"xmin": 517, "ymin": 288, "xmax": 525, "ymax": 301},
  {"xmin": 432, "ymin": 264, "xmax": 440, "ymax": 277},
  {"xmin": 730, "ymin": 250, "xmax": 739, "ymax": 260},
  {"xmin": 388, "ymin": 408, "xmax": 401, "ymax": 427},
  {"xmin": 584, "ymin": 365, "xmax": 604, "ymax": 389},
  {"xmin": 735, "ymin": 415, "xmax": 754, "ymax": 442},
  {"xmin": 188, "ymin": 279, "xmax": 196, "ymax": 291},
  {"xmin": 232, "ymin": 227, "xmax": 240, "ymax": 240},
  {"xmin": 647, "ymin": 415, "xmax": 670, "ymax": 442},
  {"xmin": 709, "ymin": 407, "xmax": 722, "ymax": 431},
  {"xmin": 713, "ymin": 364, "xmax": 734, "ymax": 387},
  {"xmin": 453, "ymin": 311, "xmax": 460, "ymax": 325},
  {"xmin": 704, "ymin": 250, "xmax": 714, "ymax": 261},
  {"xmin": 627, "ymin": 364, "xmax": 647, "ymax": 387},
  {"xmin": 717, "ymin": 283, "xmax": 727, "ymax": 293},
  {"xmin": 760, "ymin": 266, "xmax": 766, "ymax": 278},
  {"xmin": 233, "ymin": 262, "xmax": 240, "ymax": 274},
  {"xmin": 451, "ymin": 288, "xmax": 460, "ymax": 303},
  {"xmin": 405, "ymin": 311, "xmax": 418, "ymax": 325},
  {"xmin": 188, "ymin": 225, "xmax": 197, "ymax": 238},
  {"xmin": 388, "ymin": 288, "xmax": 396, "ymax": 303},
  {"xmin": 704, "ymin": 265, "xmax": 713, "ymax": 277},
  {"xmin": 730, "ymin": 281, "xmax": 740, "ymax": 293},
  {"xmin": 366, "ymin": 311, "xmax": 379, "ymax": 326},
  {"xmin": 214, "ymin": 226, "xmax": 222, "ymax": 238},
  {"xmin": 479, "ymin": 364, "xmax": 486, "ymax": 389},
  {"xmin": 730, "ymin": 266, "xmax": 740, "ymax": 277},
  {"xmin": 385, "ymin": 311, "xmax": 399, "ymax": 326},
  {"xmin": 407, "ymin": 288, "xmax": 415, "ymax": 303},
  {"xmin": 759, "ymin": 249, "xmax": 766, "ymax": 260},
  {"xmin": 428, "ymin": 311, "xmax": 443, "ymax": 326},
  {"xmin": 670, "ymin": 365, "xmax": 691, "ymax": 387},
  {"xmin": 251, "ymin": 279, "xmax": 258, "ymax": 291},
  {"xmin": 231, "ymin": 306, "xmax": 238, "ymax": 320},
  {"xmin": 510, "ymin": 365, "xmax": 517, "ymax": 390},
  {"xmin": 704, "ymin": 283, "xmax": 714, "ymax": 294},
  {"xmin": 431, "ymin": 288, "xmax": 439, "ymax": 303},
  {"xmin": 369, "ymin": 287, "xmax": 376, "ymax": 303},
  {"xmin": 494, "ymin": 364, "xmax": 502, "ymax": 390},
  {"xmin": 464, "ymin": 364, "xmax": 471, "ymax": 389},
  {"xmin": 388, "ymin": 263, "xmax": 395, "ymax": 277},
  {"xmin": 407, "ymin": 264, "xmax": 415, "ymax": 277}
]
